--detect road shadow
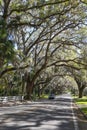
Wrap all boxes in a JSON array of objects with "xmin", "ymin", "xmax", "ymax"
[{"xmin": 0, "ymin": 97, "xmax": 75, "ymax": 130}]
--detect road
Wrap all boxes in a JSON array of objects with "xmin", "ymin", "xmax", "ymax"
[{"xmin": 0, "ymin": 94, "xmax": 79, "ymax": 130}]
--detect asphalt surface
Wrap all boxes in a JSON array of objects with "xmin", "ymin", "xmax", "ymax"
[{"xmin": 0, "ymin": 94, "xmax": 79, "ymax": 130}]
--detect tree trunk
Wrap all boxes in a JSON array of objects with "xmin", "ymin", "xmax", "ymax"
[
  {"xmin": 37, "ymin": 86, "xmax": 41, "ymax": 98},
  {"xmin": 74, "ymin": 78, "xmax": 85, "ymax": 99},
  {"xmin": 78, "ymin": 88, "xmax": 83, "ymax": 98},
  {"xmin": 25, "ymin": 81, "xmax": 34, "ymax": 100}
]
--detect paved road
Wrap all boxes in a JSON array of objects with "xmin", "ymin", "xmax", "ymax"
[{"xmin": 0, "ymin": 94, "xmax": 79, "ymax": 130}]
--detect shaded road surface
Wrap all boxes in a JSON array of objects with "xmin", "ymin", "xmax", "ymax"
[{"xmin": 0, "ymin": 94, "xmax": 79, "ymax": 130}]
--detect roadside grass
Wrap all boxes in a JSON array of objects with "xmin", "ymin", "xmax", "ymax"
[
  {"xmin": 75, "ymin": 97, "xmax": 87, "ymax": 105},
  {"xmin": 40, "ymin": 94, "xmax": 48, "ymax": 99},
  {"xmin": 81, "ymin": 107, "xmax": 87, "ymax": 115},
  {"xmin": 73, "ymin": 96, "xmax": 87, "ymax": 115},
  {"xmin": 32, "ymin": 94, "xmax": 49, "ymax": 100}
]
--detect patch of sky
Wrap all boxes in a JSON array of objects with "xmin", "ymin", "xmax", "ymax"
[{"xmin": 8, "ymin": 34, "xmax": 18, "ymax": 49}]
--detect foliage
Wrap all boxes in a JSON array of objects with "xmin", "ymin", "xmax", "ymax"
[
  {"xmin": 0, "ymin": 18, "xmax": 15, "ymax": 67},
  {"xmin": 0, "ymin": 0, "xmax": 87, "ymax": 98}
]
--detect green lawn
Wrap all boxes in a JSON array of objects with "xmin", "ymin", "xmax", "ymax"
[
  {"xmin": 40, "ymin": 94, "xmax": 48, "ymax": 99},
  {"xmin": 74, "ymin": 96, "xmax": 87, "ymax": 115},
  {"xmin": 81, "ymin": 107, "xmax": 87, "ymax": 115},
  {"xmin": 75, "ymin": 97, "xmax": 87, "ymax": 105}
]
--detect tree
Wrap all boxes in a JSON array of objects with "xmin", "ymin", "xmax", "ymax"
[
  {"xmin": 0, "ymin": 0, "xmax": 86, "ymax": 99},
  {"xmin": 0, "ymin": 1, "xmax": 15, "ymax": 68},
  {"xmin": 72, "ymin": 69, "xmax": 87, "ymax": 98}
]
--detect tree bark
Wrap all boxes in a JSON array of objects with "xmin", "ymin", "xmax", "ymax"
[
  {"xmin": 78, "ymin": 88, "xmax": 84, "ymax": 98},
  {"xmin": 25, "ymin": 81, "xmax": 34, "ymax": 100},
  {"xmin": 37, "ymin": 86, "xmax": 40, "ymax": 98}
]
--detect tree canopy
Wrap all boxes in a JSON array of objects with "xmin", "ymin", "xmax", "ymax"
[{"xmin": 0, "ymin": 0, "xmax": 87, "ymax": 99}]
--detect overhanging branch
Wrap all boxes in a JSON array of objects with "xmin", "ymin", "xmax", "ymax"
[{"xmin": 0, "ymin": 65, "xmax": 29, "ymax": 78}]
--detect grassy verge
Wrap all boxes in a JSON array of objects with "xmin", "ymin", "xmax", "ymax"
[
  {"xmin": 74, "ymin": 96, "xmax": 87, "ymax": 116},
  {"xmin": 81, "ymin": 108, "xmax": 87, "ymax": 115},
  {"xmin": 40, "ymin": 94, "xmax": 48, "ymax": 99}
]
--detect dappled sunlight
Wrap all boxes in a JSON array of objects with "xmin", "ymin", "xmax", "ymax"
[{"xmin": 0, "ymin": 97, "xmax": 75, "ymax": 130}]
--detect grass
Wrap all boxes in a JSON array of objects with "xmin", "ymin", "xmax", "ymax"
[
  {"xmin": 81, "ymin": 107, "xmax": 87, "ymax": 115},
  {"xmin": 74, "ymin": 97, "xmax": 87, "ymax": 105},
  {"xmin": 40, "ymin": 94, "xmax": 48, "ymax": 99},
  {"xmin": 74, "ymin": 96, "xmax": 87, "ymax": 115}
]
